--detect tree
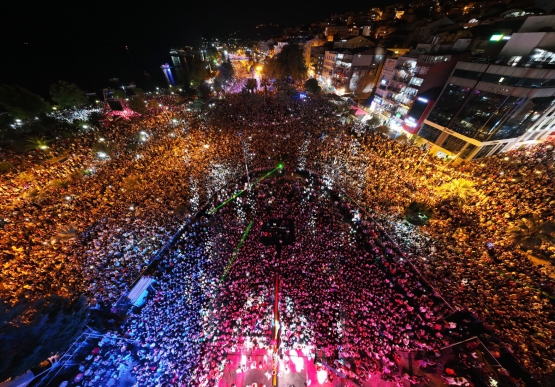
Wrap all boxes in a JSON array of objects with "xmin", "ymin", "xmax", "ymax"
[
  {"xmin": 49, "ymin": 81, "xmax": 88, "ymax": 109},
  {"xmin": 92, "ymin": 142, "xmax": 115, "ymax": 158},
  {"xmin": 265, "ymin": 44, "xmax": 307, "ymax": 81},
  {"xmin": 0, "ymin": 85, "xmax": 50, "ymax": 119},
  {"xmin": 404, "ymin": 201, "xmax": 434, "ymax": 226},
  {"xmin": 507, "ymin": 217, "xmax": 555, "ymax": 252},
  {"xmin": 112, "ymin": 90, "xmax": 127, "ymax": 99},
  {"xmin": 26, "ymin": 136, "xmax": 52, "ymax": 151},
  {"xmin": 127, "ymin": 96, "xmax": 147, "ymax": 114},
  {"xmin": 260, "ymin": 78, "xmax": 270, "ymax": 96},
  {"xmin": 246, "ymin": 78, "xmax": 258, "ymax": 93},
  {"xmin": 197, "ymin": 82, "xmax": 212, "ymax": 102},
  {"xmin": 374, "ymin": 125, "xmax": 390, "ymax": 136},
  {"xmin": 49, "ymin": 179, "xmax": 70, "ymax": 189},
  {"xmin": 89, "ymin": 111, "xmax": 103, "ymax": 126},
  {"xmin": 0, "ymin": 161, "xmax": 13, "ymax": 174},
  {"xmin": 304, "ymin": 78, "xmax": 321, "ymax": 94},
  {"xmin": 221, "ymin": 60, "xmax": 234, "ymax": 79},
  {"xmin": 189, "ymin": 55, "xmax": 208, "ymax": 87},
  {"xmin": 396, "ymin": 133, "xmax": 410, "ymax": 143},
  {"xmin": 0, "ymin": 295, "xmax": 88, "ymax": 382},
  {"xmin": 435, "ymin": 178, "xmax": 479, "ymax": 204},
  {"xmin": 147, "ymin": 99, "xmax": 160, "ymax": 114},
  {"xmin": 133, "ymin": 87, "xmax": 145, "ymax": 96},
  {"xmin": 367, "ymin": 115, "xmax": 381, "ymax": 128},
  {"xmin": 213, "ymin": 80, "xmax": 223, "ymax": 94}
]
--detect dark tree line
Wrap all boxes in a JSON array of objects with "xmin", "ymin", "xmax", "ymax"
[{"xmin": 264, "ymin": 44, "xmax": 307, "ymax": 82}]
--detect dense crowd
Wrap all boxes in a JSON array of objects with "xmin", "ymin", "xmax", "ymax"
[
  {"xmin": 315, "ymin": 131, "xmax": 555, "ymax": 379},
  {"xmin": 118, "ymin": 173, "xmax": 456, "ymax": 386},
  {"xmin": 1, "ymin": 88, "xmax": 554, "ymax": 385}
]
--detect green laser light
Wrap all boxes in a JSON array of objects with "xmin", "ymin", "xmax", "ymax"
[{"xmin": 277, "ymin": 163, "xmax": 284, "ymax": 169}]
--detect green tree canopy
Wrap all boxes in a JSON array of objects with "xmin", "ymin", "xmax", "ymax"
[
  {"xmin": 404, "ymin": 201, "xmax": 434, "ymax": 226},
  {"xmin": 197, "ymin": 82, "xmax": 212, "ymax": 102},
  {"xmin": 0, "ymin": 295, "xmax": 88, "ymax": 381},
  {"xmin": 221, "ymin": 60, "xmax": 234, "ymax": 78},
  {"xmin": 49, "ymin": 81, "xmax": 88, "ymax": 109},
  {"xmin": 246, "ymin": 78, "xmax": 258, "ymax": 93},
  {"xmin": 0, "ymin": 85, "xmax": 50, "ymax": 119},
  {"xmin": 133, "ymin": 87, "xmax": 145, "ymax": 96},
  {"xmin": 367, "ymin": 115, "xmax": 381, "ymax": 128},
  {"xmin": 507, "ymin": 217, "xmax": 555, "ymax": 251},
  {"xmin": 26, "ymin": 136, "xmax": 53, "ymax": 152},
  {"xmin": 112, "ymin": 89, "xmax": 127, "ymax": 99},
  {"xmin": 374, "ymin": 125, "xmax": 390, "ymax": 136},
  {"xmin": 435, "ymin": 178, "xmax": 479, "ymax": 204},
  {"xmin": 189, "ymin": 56, "xmax": 208, "ymax": 87},
  {"xmin": 304, "ymin": 78, "xmax": 321, "ymax": 94},
  {"xmin": 396, "ymin": 133, "xmax": 410, "ymax": 143},
  {"xmin": 147, "ymin": 99, "xmax": 160, "ymax": 114},
  {"xmin": 127, "ymin": 96, "xmax": 147, "ymax": 114},
  {"xmin": 265, "ymin": 44, "xmax": 307, "ymax": 82}
]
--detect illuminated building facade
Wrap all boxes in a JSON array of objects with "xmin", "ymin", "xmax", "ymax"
[
  {"xmin": 372, "ymin": 53, "xmax": 466, "ymax": 134},
  {"xmin": 321, "ymin": 46, "xmax": 387, "ymax": 96},
  {"xmin": 417, "ymin": 21, "xmax": 555, "ymax": 161}
]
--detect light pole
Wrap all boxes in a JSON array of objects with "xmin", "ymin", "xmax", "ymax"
[{"xmin": 238, "ymin": 132, "xmax": 251, "ymax": 186}]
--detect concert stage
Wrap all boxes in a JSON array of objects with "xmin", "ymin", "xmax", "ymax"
[{"xmin": 218, "ymin": 348, "xmax": 396, "ymax": 387}]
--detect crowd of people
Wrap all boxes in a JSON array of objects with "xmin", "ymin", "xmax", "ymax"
[
  {"xmin": 113, "ymin": 171, "xmax": 460, "ymax": 386},
  {"xmin": 314, "ymin": 129, "xmax": 555, "ymax": 380},
  {"xmin": 1, "ymin": 86, "xmax": 554, "ymax": 385}
]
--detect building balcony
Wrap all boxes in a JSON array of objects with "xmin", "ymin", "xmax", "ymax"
[{"xmin": 393, "ymin": 75, "xmax": 410, "ymax": 83}]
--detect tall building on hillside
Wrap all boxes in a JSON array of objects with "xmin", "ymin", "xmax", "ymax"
[
  {"xmin": 304, "ymin": 37, "xmax": 327, "ymax": 76},
  {"xmin": 324, "ymin": 25, "xmax": 360, "ymax": 40},
  {"xmin": 333, "ymin": 36, "xmax": 374, "ymax": 49}
]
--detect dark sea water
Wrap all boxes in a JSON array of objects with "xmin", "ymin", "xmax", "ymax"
[{"xmin": 2, "ymin": 42, "xmax": 173, "ymax": 99}]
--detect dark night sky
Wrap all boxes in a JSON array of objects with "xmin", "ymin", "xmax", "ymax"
[{"xmin": 0, "ymin": 0, "xmax": 379, "ymax": 96}]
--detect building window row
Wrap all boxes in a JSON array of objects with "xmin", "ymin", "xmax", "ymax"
[
  {"xmin": 441, "ymin": 134, "xmax": 467, "ymax": 153},
  {"xmin": 452, "ymin": 69, "xmax": 555, "ymax": 88},
  {"xmin": 418, "ymin": 123, "xmax": 443, "ymax": 143},
  {"xmin": 473, "ymin": 144, "xmax": 497, "ymax": 159},
  {"xmin": 427, "ymin": 84, "xmax": 555, "ymax": 141}
]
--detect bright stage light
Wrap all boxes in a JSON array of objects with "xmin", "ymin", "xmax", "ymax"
[{"xmin": 317, "ymin": 369, "xmax": 328, "ymax": 384}]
